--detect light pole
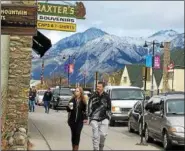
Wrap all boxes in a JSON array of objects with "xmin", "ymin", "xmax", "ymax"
[
  {"xmin": 143, "ymin": 41, "xmax": 164, "ymax": 97},
  {"xmin": 63, "ymin": 55, "xmax": 75, "ymax": 87}
]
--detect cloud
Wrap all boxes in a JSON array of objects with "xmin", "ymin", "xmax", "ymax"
[{"xmin": 39, "ymin": 1, "xmax": 184, "ymax": 44}]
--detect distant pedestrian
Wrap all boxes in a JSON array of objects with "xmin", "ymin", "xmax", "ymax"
[
  {"xmin": 43, "ymin": 88, "xmax": 53, "ymax": 114},
  {"xmin": 29, "ymin": 88, "xmax": 36, "ymax": 112},
  {"xmin": 32, "ymin": 86, "xmax": 37, "ymax": 105},
  {"xmin": 88, "ymin": 82, "xmax": 111, "ymax": 151},
  {"xmin": 67, "ymin": 87, "xmax": 88, "ymax": 151}
]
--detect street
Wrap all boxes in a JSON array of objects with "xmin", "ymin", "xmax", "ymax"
[{"xmin": 28, "ymin": 106, "xmax": 162, "ymax": 150}]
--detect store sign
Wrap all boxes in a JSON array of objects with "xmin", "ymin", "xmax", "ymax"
[
  {"xmin": 37, "ymin": 2, "xmax": 86, "ymax": 32},
  {"xmin": 1, "ymin": 4, "xmax": 37, "ymax": 35}
]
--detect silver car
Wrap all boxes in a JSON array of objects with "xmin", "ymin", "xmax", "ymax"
[
  {"xmin": 144, "ymin": 94, "xmax": 184, "ymax": 150},
  {"xmin": 50, "ymin": 87, "xmax": 73, "ymax": 110}
]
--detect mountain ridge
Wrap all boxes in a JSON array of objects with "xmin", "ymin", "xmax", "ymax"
[{"xmin": 32, "ymin": 28, "xmax": 184, "ymax": 83}]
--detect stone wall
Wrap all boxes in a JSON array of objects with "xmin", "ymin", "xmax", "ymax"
[{"xmin": 4, "ymin": 36, "xmax": 32, "ymax": 150}]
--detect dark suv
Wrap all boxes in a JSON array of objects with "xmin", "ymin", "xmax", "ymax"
[
  {"xmin": 50, "ymin": 87, "xmax": 72, "ymax": 110},
  {"xmin": 144, "ymin": 94, "xmax": 184, "ymax": 150}
]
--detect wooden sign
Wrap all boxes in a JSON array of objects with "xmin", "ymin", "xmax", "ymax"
[{"xmin": 1, "ymin": 4, "xmax": 37, "ymax": 36}]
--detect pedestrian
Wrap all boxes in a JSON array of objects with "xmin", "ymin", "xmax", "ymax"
[
  {"xmin": 32, "ymin": 86, "xmax": 37, "ymax": 105},
  {"xmin": 67, "ymin": 87, "xmax": 88, "ymax": 151},
  {"xmin": 43, "ymin": 88, "xmax": 53, "ymax": 114},
  {"xmin": 28, "ymin": 88, "xmax": 32, "ymax": 112},
  {"xmin": 29, "ymin": 88, "xmax": 36, "ymax": 112},
  {"xmin": 88, "ymin": 81, "xmax": 111, "ymax": 151}
]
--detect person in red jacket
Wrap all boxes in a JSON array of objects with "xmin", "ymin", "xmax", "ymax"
[{"xmin": 67, "ymin": 87, "xmax": 88, "ymax": 151}]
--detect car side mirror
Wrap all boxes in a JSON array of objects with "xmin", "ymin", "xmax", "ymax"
[
  {"xmin": 154, "ymin": 111, "xmax": 163, "ymax": 117},
  {"xmin": 134, "ymin": 109, "xmax": 139, "ymax": 113},
  {"xmin": 134, "ymin": 109, "xmax": 142, "ymax": 114}
]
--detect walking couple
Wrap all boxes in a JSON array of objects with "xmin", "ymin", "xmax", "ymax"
[{"xmin": 67, "ymin": 82, "xmax": 111, "ymax": 151}]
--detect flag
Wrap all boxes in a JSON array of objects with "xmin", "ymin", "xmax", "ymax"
[
  {"xmin": 145, "ymin": 55, "xmax": 152, "ymax": 67},
  {"xmin": 69, "ymin": 64, "xmax": 74, "ymax": 73},
  {"xmin": 154, "ymin": 55, "xmax": 160, "ymax": 69}
]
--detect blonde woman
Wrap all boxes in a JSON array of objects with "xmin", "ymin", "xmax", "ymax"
[{"xmin": 67, "ymin": 87, "xmax": 88, "ymax": 151}]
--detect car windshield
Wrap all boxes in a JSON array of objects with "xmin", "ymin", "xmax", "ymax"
[
  {"xmin": 166, "ymin": 99, "xmax": 184, "ymax": 115},
  {"xmin": 38, "ymin": 91, "xmax": 45, "ymax": 95},
  {"xmin": 111, "ymin": 89, "xmax": 144, "ymax": 100},
  {"xmin": 55, "ymin": 88, "xmax": 72, "ymax": 96}
]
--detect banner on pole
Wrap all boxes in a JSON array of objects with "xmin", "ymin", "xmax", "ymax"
[
  {"xmin": 154, "ymin": 55, "xmax": 160, "ymax": 69},
  {"xmin": 69, "ymin": 64, "xmax": 74, "ymax": 73},
  {"xmin": 145, "ymin": 55, "xmax": 152, "ymax": 67}
]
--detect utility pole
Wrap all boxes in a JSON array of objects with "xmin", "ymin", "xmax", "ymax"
[
  {"xmin": 67, "ymin": 55, "xmax": 70, "ymax": 87},
  {"xmin": 41, "ymin": 59, "xmax": 44, "ymax": 88},
  {"xmin": 83, "ymin": 73, "xmax": 86, "ymax": 88},
  {"xmin": 94, "ymin": 72, "xmax": 98, "ymax": 91},
  {"xmin": 151, "ymin": 41, "xmax": 155, "ymax": 96},
  {"xmin": 162, "ymin": 42, "xmax": 171, "ymax": 93}
]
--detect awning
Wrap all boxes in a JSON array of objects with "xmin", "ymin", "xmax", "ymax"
[{"xmin": 32, "ymin": 30, "xmax": 52, "ymax": 58}]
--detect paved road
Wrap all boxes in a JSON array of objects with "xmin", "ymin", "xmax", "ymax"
[{"xmin": 28, "ymin": 106, "xmax": 163, "ymax": 150}]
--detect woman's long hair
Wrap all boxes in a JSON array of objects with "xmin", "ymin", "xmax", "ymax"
[{"xmin": 73, "ymin": 87, "xmax": 86, "ymax": 104}]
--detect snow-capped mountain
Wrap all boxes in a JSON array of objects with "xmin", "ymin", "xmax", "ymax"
[
  {"xmin": 31, "ymin": 28, "xmax": 184, "ymax": 83},
  {"xmin": 148, "ymin": 29, "xmax": 179, "ymax": 42},
  {"xmin": 171, "ymin": 33, "xmax": 184, "ymax": 49},
  {"xmin": 45, "ymin": 27, "xmax": 107, "ymax": 56}
]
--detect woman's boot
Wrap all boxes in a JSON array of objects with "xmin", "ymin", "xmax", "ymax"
[{"xmin": 74, "ymin": 145, "xmax": 79, "ymax": 151}]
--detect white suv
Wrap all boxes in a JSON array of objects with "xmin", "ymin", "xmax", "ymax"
[{"xmin": 104, "ymin": 86, "xmax": 144, "ymax": 126}]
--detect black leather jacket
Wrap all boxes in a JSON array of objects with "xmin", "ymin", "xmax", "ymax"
[
  {"xmin": 67, "ymin": 98, "xmax": 87, "ymax": 124},
  {"xmin": 88, "ymin": 91, "xmax": 111, "ymax": 122}
]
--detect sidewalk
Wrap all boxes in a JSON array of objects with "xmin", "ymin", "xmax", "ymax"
[{"xmin": 28, "ymin": 118, "xmax": 50, "ymax": 150}]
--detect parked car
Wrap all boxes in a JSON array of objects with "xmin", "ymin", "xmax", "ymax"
[
  {"xmin": 50, "ymin": 87, "xmax": 73, "ymax": 110},
  {"xmin": 128, "ymin": 100, "xmax": 143, "ymax": 135},
  {"xmin": 36, "ymin": 90, "xmax": 46, "ymax": 105},
  {"xmin": 128, "ymin": 97, "xmax": 150, "ymax": 135},
  {"xmin": 104, "ymin": 86, "xmax": 144, "ymax": 126},
  {"xmin": 144, "ymin": 93, "xmax": 184, "ymax": 150}
]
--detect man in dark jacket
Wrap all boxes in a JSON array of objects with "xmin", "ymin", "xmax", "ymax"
[
  {"xmin": 29, "ymin": 88, "xmax": 36, "ymax": 112},
  {"xmin": 43, "ymin": 88, "xmax": 53, "ymax": 114},
  {"xmin": 88, "ymin": 82, "xmax": 111, "ymax": 151}
]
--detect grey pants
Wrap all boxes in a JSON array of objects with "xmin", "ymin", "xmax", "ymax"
[{"xmin": 90, "ymin": 119, "xmax": 109, "ymax": 150}]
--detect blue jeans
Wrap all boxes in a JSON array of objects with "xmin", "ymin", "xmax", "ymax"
[
  {"xmin": 44, "ymin": 101, "xmax": 50, "ymax": 113},
  {"xmin": 29, "ymin": 100, "xmax": 35, "ymax": 112}
]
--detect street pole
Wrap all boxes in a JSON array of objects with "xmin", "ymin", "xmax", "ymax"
[
  {"xmin": 172, "ymin": 68, "xmax": 174, "ymax": 91},
  {"xmin": 151, "ymin": 41, "xmax": 155, "ymax": 97},
  {"xmin": 84, "ymin": 74, "xmax": 86, "ymax": 88},
  {"xmin": 137, "ymin": 66, "xmax": 148, "ymax": 146},
  {"xmin": 41, "ymin": 59, "xmax": 44, "ymax": 88},
  {"xmin": 68, "ymin": 55, "xmax": 70, "ymax": 87}
]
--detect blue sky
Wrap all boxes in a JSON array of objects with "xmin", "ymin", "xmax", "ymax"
[{"xmin": 39, "ymin": 1, "xmax": 184, "ymax": 44}]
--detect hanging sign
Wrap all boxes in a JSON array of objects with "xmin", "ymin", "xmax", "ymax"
[
  {"xmin": 145, "ymin": 55, "xmax": 152, "ymax": 67},
  {"xmin": 1, "ymin": 4, "xmax": 37, "ymax": 35},
  {"xmin": 154, "ymin": 55, "xmax": 160, "ymax": 69},
  {"xmin": 37, "ymin": 2, "xmax": 86, "ymax": 32},
  {"xmin": 69, "ymin": 64, "xmax": 74, "ymax": 73}
]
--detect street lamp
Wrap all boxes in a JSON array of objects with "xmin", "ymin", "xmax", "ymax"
[
  {"xmin": 143, "ymin": 40, "xmax": 164, "ymax": 97},
  {"xmin": 63, "ymin": 55, "xmax": 75, "ymax": 87}
]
